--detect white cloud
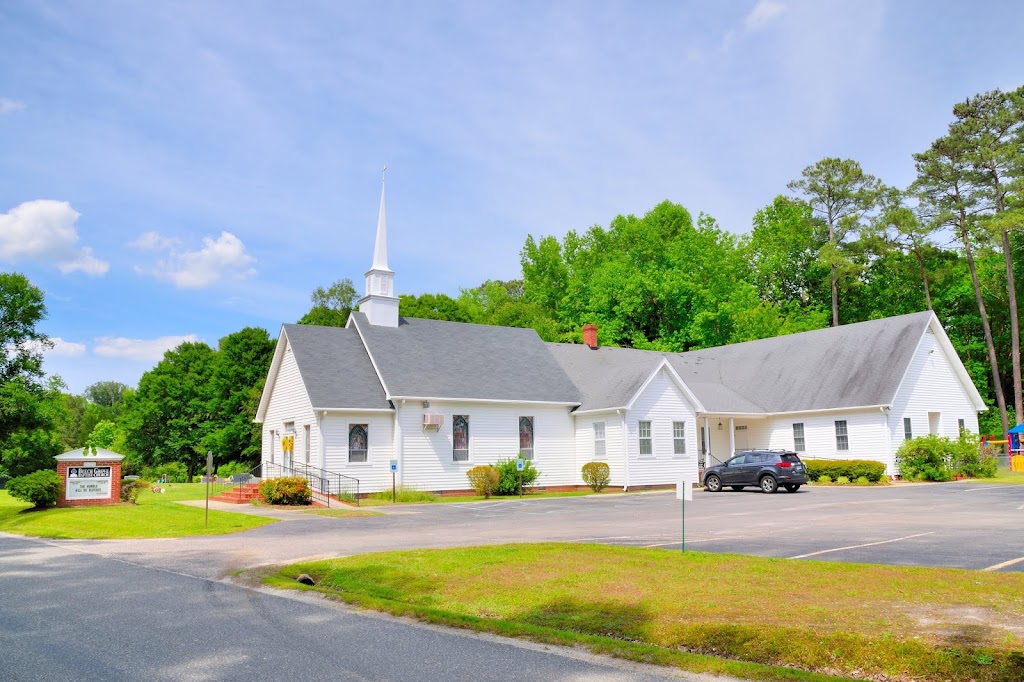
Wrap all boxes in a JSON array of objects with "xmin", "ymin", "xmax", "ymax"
[
  {"xmin": 744, "ymin": 0, "xmax": 787, "ymax": 33},
  {"xmin": 129, "ymin": 230, "xmax": 180, "ymax": 250},
  {"xmin": 135, "ymin": 231, "xmax": 255, "ymax": 289},
  {"xmin": 0, "ymin": 200, "xmax": 110, "ymax": 276},
  {"xmin": 93, "ymin": 334, "xmax": 200, "ymax": 361},
  {"xmin": 722, "ymin": 0, "xmax": 787, "ymax": 50},
  {"xmin": 0, "ymin": 97, "xmax": 25, "ymax": 114},
  {"xmin": 48, "ymin": 337, "xmax": 88, "ymax": 357}
]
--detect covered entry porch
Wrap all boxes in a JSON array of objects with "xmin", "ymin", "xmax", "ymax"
[{"xmin": 697, "ymin": 414, "xmax": 769, "ymax": 471}]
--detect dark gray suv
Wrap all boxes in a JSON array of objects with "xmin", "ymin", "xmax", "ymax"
[{"xmin": 702, "ymin": 449, "xmax": 808, "ymax": 493}]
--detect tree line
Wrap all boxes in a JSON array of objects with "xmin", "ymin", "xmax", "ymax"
[{"xmin": 1, "ymin": 85, "xmax": 1020, "ymax": 482}]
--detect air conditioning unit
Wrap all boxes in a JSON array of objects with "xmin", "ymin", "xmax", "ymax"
[{"xmin": 422, "ymin": 414, "xmax": 444, "ymax": 431}]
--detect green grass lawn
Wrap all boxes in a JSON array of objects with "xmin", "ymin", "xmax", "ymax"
[
  {"xmin": 360, "ymin": 487, "xmax": 595, "ymax": 507},
  {"xmin": 0, "ymin": 483, "xmax": 275, "ymax": 539},
  {"xmin": 269, "ymin": 543, "xmax": 1024, "ymax": 682},
  {"xmin": 971, "ymin": 469, "xmax": 1024, "ymax": 484}
]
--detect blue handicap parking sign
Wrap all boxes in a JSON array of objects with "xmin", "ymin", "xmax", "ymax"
[{"xmin": 516, "ymin": 458, "xmax": 524, "ymax": 471}]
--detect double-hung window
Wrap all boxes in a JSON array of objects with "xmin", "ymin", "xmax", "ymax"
[
  {"xmin": 519, "ymin": 416, "xmax": 534, "ymax": 460},
  {"xmin": 672, "ymin": 421, "xmax": 686, "ymax": 456},
  {"xmin": 958, "ymin": 418, "xmax": 966, "ymax": 434},
  {"xmin": 593, "ymin": 422, "xmax": 606, "ymax": 459},
  {"xmin": 792, "ymin": 423, "xmax": 805, "ymax": 452},
  {"xmin": 638, "ymin": 421, "xmax": 652, "ymax": 456},
  {"xmin": 453, "ymin": 415, "xmax": 470, "ymax": 462},
  {"xmin": 304, "ymin": 424, "xmax": 311, "ymax": 464},
  {"xmin": 835, "ymin": 420, "xmax": 849, "ymax": 451},
  {"xmin": 348, "ymin": 424, "xmax": 368, "ymax": 463},
  {"xmin": 903, "ymin": 418, "xmax": 913, "ymax": 441}
]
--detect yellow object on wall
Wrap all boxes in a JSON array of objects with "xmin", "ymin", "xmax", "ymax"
[
  {"xmin": 281, "ymin": 435, "xmax": 295, "ymax": 455},
  {"xmin": 1012, "ymin": 455, "xmax": 1024, "ymax": 472}
]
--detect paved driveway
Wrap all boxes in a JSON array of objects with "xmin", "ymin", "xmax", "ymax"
[{"xmin": 43, "ymin": 481, "xmax": 1024, "ymax": 578}]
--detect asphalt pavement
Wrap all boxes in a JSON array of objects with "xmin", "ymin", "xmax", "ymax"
[{"xmin": 2, "ymin": 481, "xmax": 1022, "ymax": 681}]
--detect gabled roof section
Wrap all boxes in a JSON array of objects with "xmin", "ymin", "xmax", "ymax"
[
  {"xmin": 545, "ymin": 344, "xmax": 668, "ymax": 412},
  {"xmin": 285, "ymin": 324, "xmax": 390, "ymax": 410},
  {"xmin": 349, "ymin": 312, "xmax": 580, "ymax": 403},
  {"xmin": 256, "ymin": 324, "xmax": 390, "ymax": 422},
  {"xmin": 670, "ymin": 311, "xmax": 936, "ymax": 413}
]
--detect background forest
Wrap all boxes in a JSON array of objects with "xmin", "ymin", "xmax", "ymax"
[{"xmin": 2, "ymin": 86, "xmax": 1022, "ymax": 482}]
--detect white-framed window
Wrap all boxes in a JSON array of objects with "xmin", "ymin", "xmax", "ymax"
[
  {"xmin": 453, "ymin": 415, "xmax": 470, "ymax": 462},
  {"xmin": 792, "ymin": 423, "xmax": 805, "ymax": 452},
  {"xmin": 519, "ymin": 416, "xmax": 534, "ymax": 460},
  {"xmin": 348, "ymin": 423, "xmax": 368, "ymax": 463},
  {"xmin": 903, "ymin": 417, "xmax": 913, "ymax": 441},
  {"xmin": 638, "ymin": 420, "xmax": 652, "ymax": 456},
  {"xmin": 673, "ymin": 421, "xmax": 686, "ymax": 456},
  {"xmin": 268, "ymin": 430, "xmax": 275, "ymax": 463},
  {"xmin": 304, "ymin": 424, "xmax": 311, "ymax": 464},
  {"xmin": 835, "ymin": 420, "xmax": 849, "ymax": 451},
  {"xmin": 594, "ymin": 422, "xmax": 606, "ymax": 459},
  {"xmin": 958, "ymin": 418, "xmax": 966, "ymax": 433}
]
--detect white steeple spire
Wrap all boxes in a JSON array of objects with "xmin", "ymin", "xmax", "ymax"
[
  {"xmin": 371, "ymin": 166, "xmax": 391, "ymax": 272},
  {"xmin": 358, "ymin": 166, "xmax": 399, "ymax": 327}
]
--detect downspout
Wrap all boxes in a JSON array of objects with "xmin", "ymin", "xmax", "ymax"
[{"xmin": 619, "ymin": 408, "xmax": 630, "ymax": 492}]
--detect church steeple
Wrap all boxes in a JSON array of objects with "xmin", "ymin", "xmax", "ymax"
[{"xmin": 358, "ymin": 168, "xmax": 399, "ymax": 327}]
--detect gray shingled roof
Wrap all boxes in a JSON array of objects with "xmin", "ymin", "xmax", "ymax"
[
  {"xmin": 547, "ymin": 311, "xmax": 935, "ymax": 414},
  {"xmin": 669, "ymin": 311, "xmax": 935, "ymax": 413},
  {"xmin": 283, "ymin": 324, "xmax": 390, "ymax": 409},
  {"xmin": 350, "ymin": 313, "xmax": 580, "ymax": 403},
  {"xmin": 544, "ymin": 344, "xmax": 666, "ymax": 412}
]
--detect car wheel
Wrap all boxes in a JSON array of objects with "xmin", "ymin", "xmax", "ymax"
[
  {"xmin": 730, "ymin": 486, "xmax": 744, "ymax": 491},
  {"xmin": 705, "ymin": 474, "xmax": 722, "ymax": 492},
  {"xmin": 784, "ymin": 484, "xmax": 800, "ymax": 493},
  {"xmin": 760, "ymin": 475, "xmax": 778, "ymax": 494}
]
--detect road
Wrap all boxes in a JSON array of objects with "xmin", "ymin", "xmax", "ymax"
[{"xmin": 2, "ymin": 481, "xmax": 1022, "ymax": 681}]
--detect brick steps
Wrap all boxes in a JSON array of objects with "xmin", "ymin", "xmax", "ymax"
[{"xmin": 210, "ymin": 483, "xmax": 262, "ymax": 504}]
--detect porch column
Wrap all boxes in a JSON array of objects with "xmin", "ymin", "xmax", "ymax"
[
  {"xmin": 729, "ymin": 417, "xmax": 735, "ymax": 455},
  {"xmin": 703, "ymin": 416, "xmax": 710, "ymax": 457}
]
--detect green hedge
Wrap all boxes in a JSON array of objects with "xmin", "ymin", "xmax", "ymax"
[
  {"xmin": 896, "ymin": 433, "xmax": 996, "ymax": 481},
  {"xmin": 805, "ymin": 459, "xmax": 886, "ymax": 483}
]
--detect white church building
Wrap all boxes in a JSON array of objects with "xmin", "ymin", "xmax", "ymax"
[{"xmin": 256, "ymin": 184, "xmax": 986, "ymax": 495}]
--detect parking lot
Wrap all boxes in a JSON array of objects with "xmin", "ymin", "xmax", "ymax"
[{"xmin": 43, "ymin": 480, "xmax": 1024, "ymax": 578}]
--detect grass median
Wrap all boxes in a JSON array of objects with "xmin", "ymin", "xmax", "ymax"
[
  {"xmin": 268, "ymin": 543, "xmax": 1024, "ymax": 682},
  {"xmin": 0, "ymin": 483, "xmax": 275, "ymax": 539}
]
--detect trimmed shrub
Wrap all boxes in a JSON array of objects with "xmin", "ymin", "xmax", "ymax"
[
  {"xmin": 466, "ymin": 465, "xmax": 500, "ymax": 498},
  {"xmin": 7, "ymin": 470, "xmax": 62, "ymax": 509},
  {"xmin": 804, "ymin": 459, "xmax": 886, "ymax": 483},
  {"xmin": 855, "ymin": 476, "xmax": 871, "ymax": 486},
  {"xmin": 120, "ymin": 478, "xmax": 146, "ymax": 503},
  {"xmin": 581, "ymin": 462, "xmax": 611, "ymax": 492},
  {"xmin": 495, "ymin": 457, "xmax": 540, "ymax": 495},
  {"xmin": 259, "ymin": 476, "xmax": 312, "ymax": 505},
  {"xmin": 816, "ymin": 475, "xmax": 832, "ymax": 484},
  {"xmin": 835, "ymin": 476, "xmax": 850, "ymax": 485}
]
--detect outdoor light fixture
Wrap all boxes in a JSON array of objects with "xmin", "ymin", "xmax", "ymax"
[
  {"xmin": 718, "ymin": 421, "xmax": 723, "ymax": 431},
  {"xmin": 422, "ymin": 400, "xmax": 430, "ymax": 409}
]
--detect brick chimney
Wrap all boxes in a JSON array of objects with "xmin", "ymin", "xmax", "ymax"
[{"xmin": 582, "ymin": 324, "xmax": 598, "ymax": 349}]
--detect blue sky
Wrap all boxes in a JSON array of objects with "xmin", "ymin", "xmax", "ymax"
[{"xmin": 2, "ymin": 0, "xmax": 1023, "ymax": 393}]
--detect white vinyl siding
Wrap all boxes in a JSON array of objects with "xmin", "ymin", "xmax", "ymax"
[
  {"xmin": 623, "ymin": 368, "xmax": 699, "ymax": 488},
  {"xmin": 261, "ymin": 340, "xmax": 320, "ymax": 470},
  {"xmin": 638, "ymin": 421, "xmax": 653, "ymax": 456}
]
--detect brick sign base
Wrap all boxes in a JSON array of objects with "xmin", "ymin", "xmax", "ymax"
[{"xmin": 54, "ymin": 449, "xmax": 125, "ymax": 508}]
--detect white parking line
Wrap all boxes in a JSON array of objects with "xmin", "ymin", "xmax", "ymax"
[
  {"xmin": 789, "ymin": 532, "xmax": 935, "ymax": 559},
  {"xmin": 983, "ymin": 556, "xmax": 1024, "ymax": 571},
  {"xmin": 960, "ymin": 486, "xmax": 1014, "ymax": 492}
]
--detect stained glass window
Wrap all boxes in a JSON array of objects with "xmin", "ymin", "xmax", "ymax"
[
  {"xmin": 519, "ymin": 416, "xmax": 534, "ymax": 460},
  {"xmin": 349, "ymin": 424, "xmax": 368, "ymax": 463},
  {"xmin": 453, "ymin": 415, "xmax": 469, "ymax": 461}
]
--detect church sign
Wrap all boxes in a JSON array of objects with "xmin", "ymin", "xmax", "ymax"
[
  {"xmin": 66, "ymin": 466, "xmax": 113, "ymax": 500},
  {"xmin": 53, "ymin": 448, "xmax": 125, "ymax": 507}
]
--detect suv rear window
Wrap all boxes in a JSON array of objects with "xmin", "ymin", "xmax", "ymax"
[{"xmin": 780, "ymin": 453, "xmax": 801, "ymax": 463}]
